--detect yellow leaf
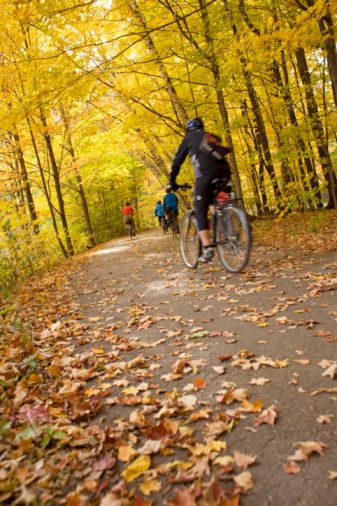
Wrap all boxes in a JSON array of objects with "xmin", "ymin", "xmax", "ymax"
[
  {"xmin": 190, "ymin": 440, "xmax": 227, "ymax": 456},
  {"xmin": 179, "ymin": 426, "xmax": 194, "ymax": 437},
  {"xmin": 275, "ymin": 359, "xmax": 289, "ymax": 368},
  {"xmin": 123, "ymin": 386, "xmax": 139, "ymax": 395},
  {"xmin": 85, "ymin": 387, "xmax": 100, "ymax": 397},
  {"xmin": 213, "ymin": 456, "xmax": 234, "ymax": 466},
  {"xmin": 92, "ymin": 348, "xmax": 105, "ymax": 355},
  {"xmin": 121, "ymin": 455, "xmax": 151, "ymax": 482},
  {"xmin": 257, "ymin": 322, "xmax": 269, "ymax": 327},
  {"xmin": 208, "ymin": 440, "xmax": 227, "ymax": 452},
  {"xmin": 140, "ymin": 478, "xmax": 161, "ymax": 495}
]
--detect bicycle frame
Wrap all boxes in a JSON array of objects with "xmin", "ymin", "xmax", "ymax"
[{"xmin": 212, "ymin": 200, "xmax": 238, "ymax": 244}]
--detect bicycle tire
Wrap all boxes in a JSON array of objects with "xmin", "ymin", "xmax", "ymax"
[
  {"xmin": 215, "ymin": 205, "xmax": 251, "ymax": 273},
  {"xmin": 179, "ymin": 211, "xmax": 201, "ymax": 268}
]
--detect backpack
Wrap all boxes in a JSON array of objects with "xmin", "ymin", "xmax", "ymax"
[{"xmin": 199, "ymin": 132, "xmax": 231, "ymax": 160}]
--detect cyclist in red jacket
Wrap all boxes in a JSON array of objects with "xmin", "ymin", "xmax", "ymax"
[{"xmin": 122, "ymin": 202, "xmax": 136, "ymax": 235}]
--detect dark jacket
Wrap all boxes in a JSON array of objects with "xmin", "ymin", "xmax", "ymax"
[{"xmin": 169, "ymin": 129, "xmax": 231, "ymax": 183}]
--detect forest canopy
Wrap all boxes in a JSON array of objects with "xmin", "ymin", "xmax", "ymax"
[{"xmin": 1, "ymin": 0, "xmax": 337, "ymax": 291}]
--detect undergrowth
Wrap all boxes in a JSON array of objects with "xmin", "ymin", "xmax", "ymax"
[{"xmin": 253, "ymin": 209, "xmax": 337, "ymax": 252}]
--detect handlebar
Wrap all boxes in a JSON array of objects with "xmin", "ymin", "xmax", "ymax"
[
  {"xmin": 176, "ymin": 183, "xmax": 192, "ymax": 190},
  {"xmin": 166, "ymin": 183, "xmax": 192, "ymax": 191}
]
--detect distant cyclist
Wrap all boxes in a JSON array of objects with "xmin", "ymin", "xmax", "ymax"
[
  {"xmin": 154, "ymin": 200, "xmax": 166, "ymax": 228},
  {"xmin": 168, "ymin": 117, "xmax": 231, "ymax": 263},
  {"xmin": 163, "ymin": 187, "xmax": 179, "ymax": 229},
  {"xmin": 122, "ymin": 202, "xmax": 136, "ymax": 235}
]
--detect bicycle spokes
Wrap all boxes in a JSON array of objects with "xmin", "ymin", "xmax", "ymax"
[{"xmin": 215, "ymin": 207, "xmax": 251, "ymax": 273}]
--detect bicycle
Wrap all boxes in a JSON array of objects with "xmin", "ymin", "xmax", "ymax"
[
  {"xmin": 178, "ymin": 180, "xmax": 252, "ymax": 273},
  {"xmin": 160, "ymin": 216, "xmax": 168, "ymax": 235},
  {"xmin": 166, "ymin": 209, "xmax": 179, "ymax": 238},
  {"xmin": 125, "ymin": 219, "xmax": 136, "ymax": 240}
]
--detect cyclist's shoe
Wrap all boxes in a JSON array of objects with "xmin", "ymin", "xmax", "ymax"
[{"xmin": 198, "ymin": 246, "xmax": 215, "ymax": 264}]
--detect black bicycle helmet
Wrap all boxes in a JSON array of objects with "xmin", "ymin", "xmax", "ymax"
[{"xmin": 185, "ymin": 117, "xmax": 204, "ymax": 132}]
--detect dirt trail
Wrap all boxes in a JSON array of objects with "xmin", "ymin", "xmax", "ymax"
[{"xmin": 65, "ymin": 231, "xmax": 337, "ymax": 505}]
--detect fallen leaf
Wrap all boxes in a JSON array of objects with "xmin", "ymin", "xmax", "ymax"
[
  {"xmin": 233, "ymin": 450, "xmax": 257, "ymax": 469},
  {"xmin": 180, "ymin": 395, "xmax": 198, "ymax": 410},
  {"xmin": 322, "ymin": 363, "xmax": 337, "ymax": 379},
  {"xmin": 193, "ymin": 377, "xmax": 206, "ymax": 389},
  {"xmin": 293, "ymin": 359, "xmax": 310, "ymax": 365},
  {"xmin": 249, "ymin": 377, "xmax": 270, "ymax": 386},
  {"xmin": 218, "ymin": 354, "xmax": 232, "ymax": 362},
  {"xmin": 311, "ymin": 387, "xmax": 337, "ymax": 396},
  {"xmin": 118, "ymin": 445, "xmax": 137, "ymax": 462},
  {"xmin": 316, "ymin": 414, "xmax": 333, "ymax": 424},
  {"xmin": 164, "ymin": 487, "xmax": 196, "ymax": 505},
  {"xmin": 138, "ymin": 440, "xmax": 162, "ymax": 455},
  {"xmin": 213, "ymin": 366, "xmax": 226, "ymax": 375},
  {"xmin": 99, "ymin": 493, "xmax": 123, "ymax": 506},
  {"xmin": 140, "ymin": 478, "xmax": 161, "ymax": 495},
  {"xmin": 93, "ymin": 454, "xmax": 116, "ymax": 471},
  {"xmin": 233, "ymin": 471, "xmax": 253, "ymax": 491},
  {"xmin": 213, "ymin": 455, "xmax": 235, "ymax": 467},
  {"xmin": 283, "ymin": 462, "xmax": 301, "ymax": 475},
  {"xmin": 240, "ymin": 399, "xmax": 263, "ymax": 413},
  {"xmin": 255, "ymin": 404, "xmax": 278, "ymax": 425},
  {"xmin": 121, "ymin": 455, "xmax": 151, "ymax": 482},
  {"xmin": 288, "ymin": 441, "xmax": 327, "ymax": 462}
]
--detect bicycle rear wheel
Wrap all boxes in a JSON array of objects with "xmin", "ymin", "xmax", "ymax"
[
  {"xmin": 171, "ymin": 214, "xmax": 178, "ymax": 238},
  {"xmin": 179, "ymin": 211, "xmax": 201, "ymax": 268},
  {"xmin": 215, "ymin": 206, "xmax": 251, "ymax": 273},
  {"xmin": 161, "ymin": 218, "xmax": 167, "ymax": 234}
]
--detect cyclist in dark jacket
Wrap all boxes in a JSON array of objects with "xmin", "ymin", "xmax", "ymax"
[{"xmin": 169, "ymin": 117, "xmax": 231, "ymax": 263}]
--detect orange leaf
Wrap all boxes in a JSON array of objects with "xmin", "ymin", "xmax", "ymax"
[
  {"xmin": 284, "ymin": 462, "xmax": 301, "ymax": 474},
  {"xmin": 193, "ymin": 377, "xmax": 206, "ymax": 389},
  {"xmin": 240, "ymin": 399, "xmax": 263, "ymax": 413}
]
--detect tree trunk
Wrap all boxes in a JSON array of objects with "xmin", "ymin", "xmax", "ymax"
[
  {"xmin": 39, "ymin": 106, "xmax": 75, "ymax": 255},
  {"xmin": 12, "ymin": 131, "xmax": 39, "ymax": 233},
  {"xmin": 302, "ymin": 0, "xmax": 337, "ymax": 107},
  {"xmin": 60, "ymin": 105, "xmax": 96, "ymax": 248},
  {"xmin": 280, "ymin": 51, "xmax": 321, "ymax": 206},
  {"xmin": 295, "ymin": 47, "xmax": 337, "ymax": 208},
  {"xmin": 198, "ymin": 0, "xmax": 243, "ymax": 201},
  {"xmin": 129, "ymin": 0, "xmax": 188, "ymax": 126},
  {"xmin": 26, "ymin": 113, "xmax": 68, "ymax": 258}
]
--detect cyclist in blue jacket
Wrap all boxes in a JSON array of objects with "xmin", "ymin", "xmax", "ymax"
[
  {"xmin": 154, "ymin": 201, "xmax": 166, "ymax": 228},
  {"xmin": 163, "ymin": 188, "xmax": 179, "ymax": 228}
]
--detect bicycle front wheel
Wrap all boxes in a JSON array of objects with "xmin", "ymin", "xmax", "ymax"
[
  {"xmin": 179, "ymin": 211, "xmax": 201, "ymax": 268},
  {"xmin": 215, "ymin": 206, "xmax": 251, "ymax": 273}
]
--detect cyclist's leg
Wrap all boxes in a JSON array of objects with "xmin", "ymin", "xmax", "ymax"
[
  {"xmin": 166, "ymin": 210, "xmax": 172, "ymax": 228},
  {"xmin": 194, "ymin": 178, "xmax": 213, "ymax": 246},
  {"xmin": 123, "ymin": 216, "xmax": 129, "ymax": 232},
  {"xmin": 194, "ymin": 177, "xmax": 215, "ymax": 262}
]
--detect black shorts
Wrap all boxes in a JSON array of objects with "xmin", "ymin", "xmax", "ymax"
[{"xmin": 194, "ymin": 175, "xmax": 229, "ymax": 230}]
